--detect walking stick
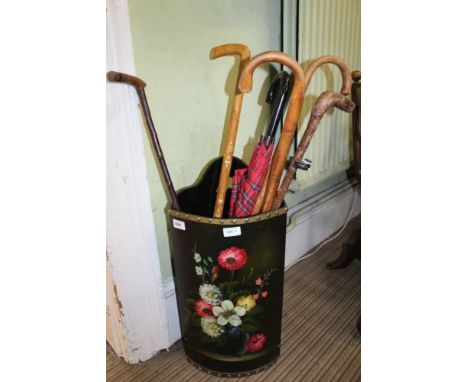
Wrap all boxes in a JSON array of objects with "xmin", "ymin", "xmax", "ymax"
[
  {"xmin": 211, "ymin": 44, "xmax": 250, "ymax": 218},
  {"xmin": 272, "ymin": 91, "xmax": 355, "ymax": 209},
  {"xmin": 238, "ymin": 51, "xmax": 306, "ymax": 212},
  {"xmin": 268, "ymin": 55, "xmax": 353, "ymax": 209},
  {"xmin": 107, "ymin": 71, "xmax": 181, "ymax": 211},
  {"xmin": 303, "ymin": 55, "xmax": 353, "ymax": 95}
]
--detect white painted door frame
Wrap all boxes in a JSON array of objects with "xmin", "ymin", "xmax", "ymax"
[{"xmin": 106, "ymin": 0, "xmax": 172, "ymax": 363}]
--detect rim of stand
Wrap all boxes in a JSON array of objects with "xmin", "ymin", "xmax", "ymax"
[{"xmin": 167, "ymin": 205, "xmax": 288, "ymax": 226}]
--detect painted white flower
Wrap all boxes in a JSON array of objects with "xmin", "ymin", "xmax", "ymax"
[
  {"xmin": 212, "ymin": 300, "xmax": 246, "ymax": 327},
  {"xmin": 199, "ymin": 284, "xmax": 222, "ymax": 305},
  {"xmin": 195, "ymin": 266, "xmax": 203, "ymax": 276},
  {"xmin": 201, "ymin": 316, "xmax": 224, "ymax": 338},
  {"xmin": 194, "ymin": 253, "xmax": 201, "ymax": 263}
]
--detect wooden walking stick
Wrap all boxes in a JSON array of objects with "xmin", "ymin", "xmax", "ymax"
[
  {"xmin": 238, "ymin": 51, "xmax": 306, "ymax": 212},
  {"xmin": 303, "ymin": 55, "xmax": 353, "ymax": 95},
  {"xmin": 272, "ymin": 91, "xmax": 355, "ymax": 209},
  {"xmin": 211, "ymin": 44, "xmax": 250, "ymax": 218},
  {"xmin": 107, "ymin": 71, "xmax": 181, "ymax": 211},
  {"xmin": 267, "ymin": 55, "xmax": 353, "ymax": 210}
]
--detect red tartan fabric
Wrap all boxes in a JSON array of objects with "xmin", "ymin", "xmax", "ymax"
[{"xmin": 228, "ymin": 142, "xmax": 274, "ymax": 218}]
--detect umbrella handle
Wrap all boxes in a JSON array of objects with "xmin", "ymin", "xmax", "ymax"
[
  {"xmin": 264, "ymin": 71, "xmax": 291, "ymax": 144},
  {"xmin": 107, "ymin": 71, "xmax": 181, "ymax": 211},
  {"xmin": 238, "ymin": 51, "xmax": 306, "ymax": 213},
  {"xmin": 211, "ymin": 44, "xmax": 251, "ymax": 218},
  {"xmin": 304, "ymin": 55, "xmax": 352, "ymax": 95},
  {"xmin": 272, "ymin": 91, "xmax": 355, "ymax": 209}
]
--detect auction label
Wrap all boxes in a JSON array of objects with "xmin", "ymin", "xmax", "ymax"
[
  {"xmin": 172, "ymin": 219, "xmax": 186, "ymax": 231},
  {"xmin": 223, "ymin": 226, "xmax": 241, "ymax": 237}
]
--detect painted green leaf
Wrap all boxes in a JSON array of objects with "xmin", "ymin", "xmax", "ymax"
[
  {"xmin": 240, "ymin": 323, "xmax": 258, "ymax": 333},
  {"xmin": 191, "ymin": 312, "xmax": 201, "ymax": 327},
  {"xmin": 249, "ymin": 305, "xmax": 264, "ymax": 316},
  {"xmin": 186, "ymin": 297, "xmax": 196, "ymax": 306}
]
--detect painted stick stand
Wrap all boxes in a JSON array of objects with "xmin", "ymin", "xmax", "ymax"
[{"xmin": 167, "ymin": 160, "xmax": 287, "ymax": 376}]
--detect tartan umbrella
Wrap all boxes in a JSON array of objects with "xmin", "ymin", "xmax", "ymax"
[{"xmin": 229, "ymin": 72, "xmax": 290, "ymax": 218}]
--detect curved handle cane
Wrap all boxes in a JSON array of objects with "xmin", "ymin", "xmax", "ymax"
[
  {"xmin": 107, "ymin": 71, "xmax": 181, "ymax": 211},
  {"xmin": 265, "ymin": 56, "xmax": 352, "ymax": 210},
  {"xmin": 304, "ymin": 55, "xmax": 352, "ymax": 95},
  {"xmin": 238, "ymin": 51, "xmax": 306, "ymax": 212},
  {"xmin": 211, "ymin": 44, "xmax": 251, "ymax": 218},
  {"xmin": 272, "ymin": 91, "xmax": 355, "ymax": 209}
]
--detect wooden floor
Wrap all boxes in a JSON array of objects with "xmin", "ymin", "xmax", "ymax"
[{"xmin": 107, "ymin": 217, "xmax": 361, "ymax": 381}]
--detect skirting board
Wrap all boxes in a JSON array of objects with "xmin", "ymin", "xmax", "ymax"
[
  {"xmin": 285, "ymin": 180, "xmax": 360, "ymax": 266},
  {"xmin": 162, "ymin": 180, "xmax": 361, "ymax": 345}
]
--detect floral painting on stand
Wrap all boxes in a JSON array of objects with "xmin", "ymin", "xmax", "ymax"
[{"xmin": 186, "ymin": 245, "xmax": 276, "ymax": 357}]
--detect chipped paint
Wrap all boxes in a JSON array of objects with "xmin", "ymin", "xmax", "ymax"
[{"xmin": 113, "ymin": 284, "xmax": 124, "ymax": 315}]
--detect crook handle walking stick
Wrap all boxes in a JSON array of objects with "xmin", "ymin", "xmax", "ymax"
[
  {"xmin": 304, "ymin": 55, "xmax": 352, "ymax": 95},
  {"xmin": 107, "ymin": 70, "xmax": 181, "ymax": 211},
  {"xmin": 272, "ymin": 91, "xmax": 355, "ymax": 209},
  {"xmin": 238, "ymin": 51, "xmax": 306, "ymax": 212},
  {"xmin": 269, "ymin": 55, "xmax": 352, "ymax": 208},
  {"xmin": 211, "ymin": 44, "xmax": 251, "ymax": 218}
]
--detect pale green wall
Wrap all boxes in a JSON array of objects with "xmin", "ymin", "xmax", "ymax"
[{"xmin": 128, "ymin": 0, "xmax": 282, "ymax": 281}]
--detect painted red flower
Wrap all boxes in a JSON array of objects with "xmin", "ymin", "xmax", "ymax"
[
  {"xmin": 255, "ymin": 278, "xmax": 262, "ymax": 286},
  {"xmin": 246, "ymin": 333, "xmax": 267, "ymax": 352},
  {"xmin": 217, "ymin": 247, "xmax": 248, "ymax": 271},
  {"xmin": 261, "ymin": 291, "xmax": 268, "ymax": 298},
  {"xmin": 194, "ymin": 299, "xmax": 213, "ymax": 317},
  {"xmin": 253, "ymin": 293, "xmax": 259, "ymax": 300}
]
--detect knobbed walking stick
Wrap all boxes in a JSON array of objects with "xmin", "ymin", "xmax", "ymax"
[
  {"xmin": 107, "ymin": 71, "xmax": 181, "ymax": 211},
  {"xmin": 238, "ymin": 51, "xmax": 306, "ymax": 212},
  {"xmin": 211, "ymin": 44, "xmax": 251, "ymax": 218},
  {"xmin": 272, "ymin": 91, "xmax": 355, "ymax": 209}
]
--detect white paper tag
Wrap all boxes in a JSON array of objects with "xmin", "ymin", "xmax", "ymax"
[
  {"xmin": 172, "ymin": 219, "xmax": 186, "ymax": 231},
  {"xmin": 223, "ymin": 226, "xmax": 241, "ymax": 237}
]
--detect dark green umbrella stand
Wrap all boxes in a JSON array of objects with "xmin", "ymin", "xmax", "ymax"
[{"xmin": 167, "ymin": 162, "xmax": 287, "ymax": 376}]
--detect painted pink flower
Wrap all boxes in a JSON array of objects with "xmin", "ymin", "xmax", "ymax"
[
  {"xmin": 255, "ymin": 278, "xmax": 262, "ymax": 286},
  {"xmin": 247, "ymin": 333, "xmax": 267, "ymax": 352},
  {"xmin": 218, "ymin": 247, "xmax": 248, "ymax": 271},
  {"xmin": 261, "ymin": 291, "xmax": 268, "ymax": 298},
  {"xmin": 194, "ymin": 299, "xmax": 213, "ymax": 317},
  {"xmin": 253, "ymin": 293, "xmax": 259, "ymax": 300}
]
